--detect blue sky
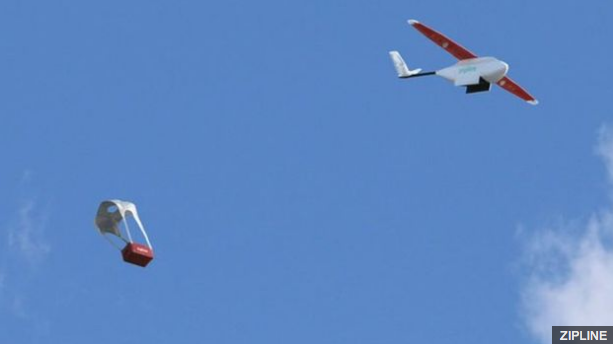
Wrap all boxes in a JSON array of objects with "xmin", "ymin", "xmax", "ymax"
[{"xmin": 1, "ymin": 1, "xmax": 613, "ymax": 343}]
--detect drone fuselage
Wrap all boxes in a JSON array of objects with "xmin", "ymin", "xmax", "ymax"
[{"xmin": 436, "ymin": 57, "xmax": 508, "ymax": 87}]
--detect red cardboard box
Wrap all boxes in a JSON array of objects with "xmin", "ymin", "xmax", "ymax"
[{"xmin": 122, "ymin": 243, "xmax": 154, "ymax": 267}]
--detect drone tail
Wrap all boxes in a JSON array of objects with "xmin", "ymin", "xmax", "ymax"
[{"xmin": 389, "ymin": 51, "xmax": 422, "ymax": 78}]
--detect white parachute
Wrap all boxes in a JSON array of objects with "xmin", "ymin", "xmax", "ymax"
[{"xmin": 95, "ymin": 200, "xmax": 154, "ymax": 267}]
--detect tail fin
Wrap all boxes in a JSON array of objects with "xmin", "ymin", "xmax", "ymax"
[{"xmin": 389, "ymin": 51, "xmax": 422, "ymax": 78}]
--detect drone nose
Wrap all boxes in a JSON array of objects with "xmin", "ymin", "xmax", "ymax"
[{"xmin": 501, "ymin": 61, "xmax": 509, "ymax": 74}]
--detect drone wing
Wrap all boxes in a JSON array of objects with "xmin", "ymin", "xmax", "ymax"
[
  {"xmin": 497, "ymin": 76, "xmax": 538, "ymax": 105},
  {"xmin": 408, "ymin": 19, "xmax": 477, "ymax": 60}
]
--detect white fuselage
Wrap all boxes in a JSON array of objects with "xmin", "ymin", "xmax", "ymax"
[{"xmin": 436, "ymin": 57, "xmax": 508, "ymax": 86}]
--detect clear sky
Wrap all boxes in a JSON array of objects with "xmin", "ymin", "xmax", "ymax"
[{"xmin": 1, "ymin": 1, "xmax": 613, "ymax": 343}]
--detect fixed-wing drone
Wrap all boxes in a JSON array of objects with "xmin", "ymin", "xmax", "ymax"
[{"xmin": 390, "ymin": 19, "xmax": 538, "ymax": 105}]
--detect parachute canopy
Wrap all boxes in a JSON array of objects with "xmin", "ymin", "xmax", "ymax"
[{"xmin": 95, "ymin": 200, "xmax": 154, "ymax": 267}]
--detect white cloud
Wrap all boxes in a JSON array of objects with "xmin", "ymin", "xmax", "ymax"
[
  {"xmin": 521, "ymin": 125, "xmax": 613, "ymax": 344},
  {"xmin": 0, "ymin": 172, "xmax": 51, "ymax": 320},
  {"xmin": 7, "ymin": 200, "xmax": 51, "ymax": 265}
]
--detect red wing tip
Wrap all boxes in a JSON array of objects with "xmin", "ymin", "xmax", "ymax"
[
  {"xmin": 528, "ymin": 100, "xmax": 539, "ymax": 105},
  {"xmin": 407, "ymin": 19, "xmax": 420, "ymax": 25}
]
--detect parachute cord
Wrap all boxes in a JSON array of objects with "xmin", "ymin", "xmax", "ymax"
[
  {"xmin": 102, "ymin": 232, "xmax": 127, "ymax": 251},
  {"xmin": 132, "ymin": 213, "xmax": 153, "ymax": 250},
  {"xmin": 123, "ymin": 212, "xmax": 134, "ymax": 244}
]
